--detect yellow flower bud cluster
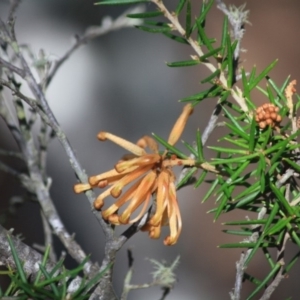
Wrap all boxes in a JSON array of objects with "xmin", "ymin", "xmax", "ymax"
[{"xmin": 255, "ymin": 103, "xmax": 281, "ymax": 129}]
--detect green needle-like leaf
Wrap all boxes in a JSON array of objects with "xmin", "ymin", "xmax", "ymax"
[
  {"xmin": 202, "ymin": 177, "xmax": 219, "ymax": 202},
  {"xmin": 95, "ymin": 0, "xmax": 149, "ymax": 4},
  {"xmin": 175, "ymin": 0, "xmax": 187, "ymax": 16},
  {"xmin": 220, "ymin": 17, "xmax": 228, "ymax": 57},
  {"xmin": 200, "ymin": 69, "xmax": 221, "ymax": 84},
  {"xmin": 223, "ymin": 219, "xmax": 267, "ymax": 226},
  {"xmin": 226, "ymin": 34, "xmax": 233, "ymax": 87},
  {"xmin": 39, "ymin": 265, "xmax": 60, "ymax": 298},
  {"xmin": 196, "ymin": 18, "xmax": 214, "ymax": 51},
  {"xmin": 162, "ymin": 32, "xmax": 189, "ymax": 44},
  {"xmin": 166, "ymin": 60, "xmax": 200, "ymax": 67},
  {"xmin": 270, "ymin": 183, "xmax": 294, "ymax": 216},
  {"xmin": 135, "ymin": 25, "xmax": 172, "ymax": 33},
  {"xmin": 34, "ymin": 245, "xmax": 51, "ymax": 285},
  {"xmin": 248, "ymin": 117, "xmax": 257, "ymax": 152},
  {"xmin": 196, "ymin": 129, "xmax": 204, "ymax": 162},
  {"xmin": 207, "ymin": 146, "xmax": 248, "ymax": 155},
  {"xmin": 180, "ymin": 85, "xmax": 223, "ymax": 102},
  {"xmin": 247, "ymin": 59, "xmax": 278, "ymax": 92},
  {"xmin": 223, "ymin": 229, "xmax": 252, "ymax": 236},
  {"xmin": 194, "ymin": 170, "xmax": 207, "ymax": 188},
  {"xmin": 267, "ymin": 76, "xmax": 286, "ymax": 102},
  {"xmin": 214, "ymin": 194, "xmax": 229, "ymax": 221},
  {"xmin": 185, "ymin": 0, "xmax": 191, "ymax": 37},
  {"xmin": 265, "ymin": 216, "xmax": 293, "ymax": 236},
  {"xmin": 177, "ymin": 166, "xmax": 197, "ymax": 189},
  {"xmin": 199, "ymin": 46, "xmax": 223, "ymax": 61},
  {"xmin": 127, "ymin": 11, "xmax": 163, "ymax": 18},
  {"xmin": 7, "ymin": 234, "xmax": 27, "ymax": 284},
  {"xmin": 245, "ymin": 203, "xmax": 279, "ymax": 266},
  {"xmin": 182, "ymin": 140, "xmax": 197, "ymax": 157},
  {"xmin": 210, "ymin": 153, "xmax": 257, "ymax": 165},
  {"xmin": 246, "ymin": 263, "xmax": 281, "ymax": 300},
  {"xmin": 219, "ymin": 242, "xmax": 276, "ymax": 249},
  {"xmin": 152, "ymin": 133, "xmax": 188, "ymax": 159},
  {"xmin": 283, "ymin": 158, "xmax": 300, "ymax": 173}
]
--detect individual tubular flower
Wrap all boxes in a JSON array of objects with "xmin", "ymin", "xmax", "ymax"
[
  {"xmin": 74, "ymin": 104, "xmax": 195, "ymax": 245},
  {"xmin": 255, "ymin": 103, "xmax": 281, "ymax": 129}
]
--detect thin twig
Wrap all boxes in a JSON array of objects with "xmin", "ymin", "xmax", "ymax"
[
  {"xmin": 46, "ymin": 5, "xmax": 145, "ymax": 87},
  {"xmin": 230, "ymin": 207, "xmax": 267, "ymax": 300}
]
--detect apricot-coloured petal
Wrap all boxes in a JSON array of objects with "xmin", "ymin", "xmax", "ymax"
[
  {"xmin": 98, "ymin": 131, "xmax": 146, "ymax": 156},
  {"xmin": 93, "ymin": 185, "xmax": 114, "ymax": 210},
  {"xmin": 147, "ymin": 170, "xmax": 169, "ymax": 226},
  {"xmin": 167, "ymin": 104, "xmax": 193, "ymax": 146},
  {"xmin": 137, "ymin": 135, "xmax": 159, "ymax": 153},
  {"xmin": 115, "ymin": 154, "xmax": 160, "ymax": 173},
  {"xmin": 73, "ymin": 183, "xmax": 92, "ymax": 194},
  {"xmin": 111, "ymin": 165, "xmax": 153, "ymax": 198},
  {"xmin": 101, "ymin": 179, "xmax": 142, "ymax": 220},
  {"xmin": 119, "ymin": 170, "xmax": 156, "ymax": 224}
]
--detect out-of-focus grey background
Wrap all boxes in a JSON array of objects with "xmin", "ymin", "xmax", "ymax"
[{"xmin": 1, "ymin": 0, "xmax": 300, "ymax": 299}]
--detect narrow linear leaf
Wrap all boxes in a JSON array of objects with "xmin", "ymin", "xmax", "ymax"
[
  {"xmin": 194, "ymin": 170, "xmax": 207, "ymax": 188},
  {"xmin": 248, "ymin": 59, "xmax": 278, "ymax": 92},
  {"xmin": 270, "ymin": 183, "xmax": 294, "ymax": 216},
  {"xmin": 222, "ymin": 106, "xmax": 248, "ymax": 137},
  {"xmin": 223, "ymin": 229, "xmax": 252, "ymax": 236},
  {"xmin": 285, "ymin": 250, "xmax": 300, "ymax": 273},
  {"xmin": 180, "ymin": 85, "xmax": 222, "ymax": 102},
  {"xmin": 220, "ymin": 16, "xmax": 228, "ymax": 57},
  {"xmin": 214, "ymin": 194, "xmax": 229, "ymax": 221},
  {"xmin": 210, "ymin": 153, "xmax": 257, "ymax": 165},
  {"xmin": 127, "ymin": 11, "xmax": 163, "ymax": 18},
  {"xmin": 196, "ymin": 129, "xmax": 204, "ymax": 162},
  {"xmin": 222, "ymin": 137, "xmax": 248, "ymax": 149},
  {"xmin": 207, "ymin": 146, "xmax": 248, "ymax": 155},
  {"xmin": 241, "ymin": 68, "xmax": 249, "ymax": 96},
  {"xmin": 95, "ymin": 0, "xmax": 149, "ymax": 4},
  {"xmin": 226, "ymin": 34, "xmax": 233, "ymax": 87},
  {"xmin": 39, "ymin": 265, "xmax": 60, "ymax": 297},
  {"xmin": 152, "ymin": 133, "xmax": 188, "ymax": 159},
  {"xmin": 135, "ymin": 25, "xmax": 171, "ymax": 33},
  {"xmin": 7, "ymin": 234, "xmax": 27, "ymax": 284},
  {"xmin": 34, "ymin": 245, "xmax": 51, "ymax": 285},
  {"xmin": 283, "ymin": 158, "xmax": 300, "ymax": 173},
  {"xmin": 219, "ymin": 242, "xmax": 276, "ymax": 248},
  {"xmin": 197, "ymin": 0, "xmax": 214, "ymax": 28},
  {"xmin": 166, "ymin": 60, "xmax": 200, "ymax": 67},
  {"xmin": 246, "ymin": 263, "xmax": 281, "ymax": 300},
  {"xmin": 200, "ymin": 69, "xmax": 220, "ymax": 84},
  {"xmin": 248, "ymin": 117, "xmax": 257, "ymax": 152},
  {"xmin": 244, "ymin": 203, "xmax": 279, "ymax": 266},
  {"xmin": 163, "ymin": 32, "xmax": 189, "ymax": 44},
  {"xmin": 223, "ymin": 219, "xmax": 267, "ymax": 226},
  {"xmin": 199, "ymin": 46, "xmax": 222, "ymax": 61},
  {"xmin": 185, "ymin": 0, "xmax": 192, "ymax": 37},
  {"xmin": 202, "ymin": 177, "xmax": 219, "ymax": 202},
  {"xmin": 265, "ymin": 216, "xmax": 293, "ymax": 236},
  {"xmin": 262, "ymin": 247, "xmax": 275, "ymax": 269},
  {"xmin": 175, "ymin": 0, "xmax": 187, "ymax": 16},
  {"xmin": 182, "ymin": 141, "xmax": 197, "ymax": 157},
  {"xmin": 267, "ymin": 76, "xmax": 286, "ymax": 102},
  {"xmin": 177, "ymin": 166, "xmax": 197, "ymax": 189},
  {"xmin": 196, "ymin": 18, "xmax": 214, "ymax": 51}
]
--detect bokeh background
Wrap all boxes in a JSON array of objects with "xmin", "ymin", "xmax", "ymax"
[{"xmin": 1, "ymin": 0, "xmax": 300, "ymax": 299}]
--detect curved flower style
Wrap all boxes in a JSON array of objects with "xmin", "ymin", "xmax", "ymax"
[{"xmin": 74, "ymin": 104, "xmax": 195, "ymax": 245}]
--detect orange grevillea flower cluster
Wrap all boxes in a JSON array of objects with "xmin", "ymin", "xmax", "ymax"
[{"xmin": 74, "ymin": 104, "xmax": 195, "ymax": 245}]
